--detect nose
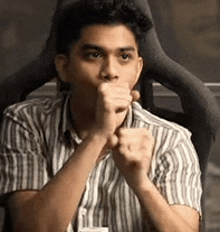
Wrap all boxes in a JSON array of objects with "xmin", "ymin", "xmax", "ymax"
[{"xmin": 100, "ymin": 57, "xmax": 119, "ymax": 82}]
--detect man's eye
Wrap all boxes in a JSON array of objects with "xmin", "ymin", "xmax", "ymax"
[
  {"xmin": 91, "ymin": 52, "xmax": 100, "ymax": 58},
  {"xmin": 120, "ymin": 54, "xmax": 131, "ymax": 61},
  {"xmin": 86, "ymin": 52, "xmax": 101, "ymax": 59}
]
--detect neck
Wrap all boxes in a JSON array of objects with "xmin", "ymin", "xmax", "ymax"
[{"xmin": 70, "ymin": 93, "xmax": 96, "ymax": 140}]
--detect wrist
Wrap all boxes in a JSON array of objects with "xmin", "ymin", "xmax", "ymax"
[
  {"xmin": 132, "ymin": 173, "xmax": 154, "ymax": 196},
  {"xmin": 87, "ymin": 130, "xmax": 109, "ymax": 145}
]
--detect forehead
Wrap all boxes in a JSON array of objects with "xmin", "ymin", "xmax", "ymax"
[{"xmin": 73, "ymin": 24, "xmax": 138, "ymax": 51}]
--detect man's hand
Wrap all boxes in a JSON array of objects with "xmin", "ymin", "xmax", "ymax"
[
  {"xmin": 112, "ymin": 128, "xmax": 155, "ymax": 191},
  {"xmin": 92, "ymin": 82, "xmax": 139, "ymax": 144},
  {"xmin": 91, "ymin": 82, "xmax": 154, "ymax": 191}
]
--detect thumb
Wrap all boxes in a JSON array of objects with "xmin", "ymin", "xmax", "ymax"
[
  {"xmin": 107, "ymin": 134, "xmax": 118, "ymax": 148},
  {"xmin": 131, "ymin": 90, "xmax": 140, "ymax": 102}
]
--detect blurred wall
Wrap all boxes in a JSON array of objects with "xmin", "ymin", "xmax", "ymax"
[
  {"xmin": 148, "ymin": 0, "xmax": 220, "ymax": 83},
  {"xmin": 0, "ymin": 0, "xmax": 56, "ymax": 80}
]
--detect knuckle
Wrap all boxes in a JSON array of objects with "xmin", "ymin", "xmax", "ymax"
[
  {"xmin": 98, "ymin": 83, "xmax": 108, "ymax": 93},
  {"xmin": 117, "ymin": 136, "xmax": 126, "ymax": 146},
  {"xmin": 118, "ymin": 145, "xmax": 127, "ymax": 154},
  {"xmin": 118, "ymin": 128, "xmax": 126, "ymax": 136}
]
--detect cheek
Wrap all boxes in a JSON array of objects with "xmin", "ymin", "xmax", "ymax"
[
  {"xmin": 121, "ymin": 64, "xmax": 140, "ymax": 87},
  {"xmin": 68, "ymin": 62, "xmax": 100, "ymax": 86}
]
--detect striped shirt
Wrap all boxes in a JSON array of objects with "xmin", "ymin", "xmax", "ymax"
[{"xmin": 0, "ymin": 94, "xmax": 202, "ymax": 232}]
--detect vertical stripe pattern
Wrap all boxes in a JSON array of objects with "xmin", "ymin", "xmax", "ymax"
[{"xmin": 0, "ymin": 95, "xmax": 202, "ymax": 232}]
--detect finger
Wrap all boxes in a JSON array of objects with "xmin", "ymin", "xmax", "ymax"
[
  {"xmin": 117, "ymin": 144, "xmax": 130, "ymax": 156},
  {"xmin": 108, "ymin": 134, "xmax": 118, "ymax": 148},
  {"xmin": 131, "ymin": 90, "xmax": 140, "ymax": 102},
  {"xmin": 114, "ymin": 95, "xmax": 133, "ymax": 113}
]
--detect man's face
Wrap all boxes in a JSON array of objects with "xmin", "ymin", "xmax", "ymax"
[
  {"xmin": 58, "ymin": 24, "xmax": 143, "ymax": 108},
  {"xmin": 167, "ymin": 0, "xmax": 220, "ymax": 60}
]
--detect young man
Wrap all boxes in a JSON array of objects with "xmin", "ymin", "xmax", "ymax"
[{"xmin": 0, "ymin": 1, "xmax": 202, "ymax": 231}]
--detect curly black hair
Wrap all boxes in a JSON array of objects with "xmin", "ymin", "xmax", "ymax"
[{"xmin": 54, "ymin": 0, "xmax": 153, "ymax": 55}]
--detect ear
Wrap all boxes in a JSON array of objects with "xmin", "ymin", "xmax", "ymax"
[
  {"xmin": 54, "ymin": 54, "xmax": 70, "ymax": 82},
  {"xmin": 135, "ymin": 56, "xmax": 144, "ymax": 84}
]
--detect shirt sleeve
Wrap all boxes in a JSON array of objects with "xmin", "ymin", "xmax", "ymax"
[
  {"xmin": 0, "ymin": 105, "xmax": 50, "ymax": 205},
  {"xmin": 152, "ymin": 129, "xmax": 202, "ymax": 215}
]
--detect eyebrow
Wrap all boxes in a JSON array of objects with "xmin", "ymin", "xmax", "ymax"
[{"xmin": 80, "ymin": 44, "xmax": 136, "ymax": 53}]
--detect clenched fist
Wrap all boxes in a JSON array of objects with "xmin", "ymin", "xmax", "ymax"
[
  {"xmin": 92, "ymin": 82, "xmax": 140, "ymax": 142},
  {"xmin": 112, "ymin": 128, "xmax": 155, "ymax": 191}
]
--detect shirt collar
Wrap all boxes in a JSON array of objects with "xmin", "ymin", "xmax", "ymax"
[
  {"xmin": 59, "ymin": 93, "xmax": 82, "ymax": 146},
  {"xmin": 61, "ymin": 93, "xmax": 73, "ymax": 133},
  {"xmin": 122, "ymin": 104, "xmax": 134, "ymax": 128}
]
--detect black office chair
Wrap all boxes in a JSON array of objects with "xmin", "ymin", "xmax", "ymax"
[{"xmin": 1, "ymin": 0, "xmax": 220, "ymax": 231}]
